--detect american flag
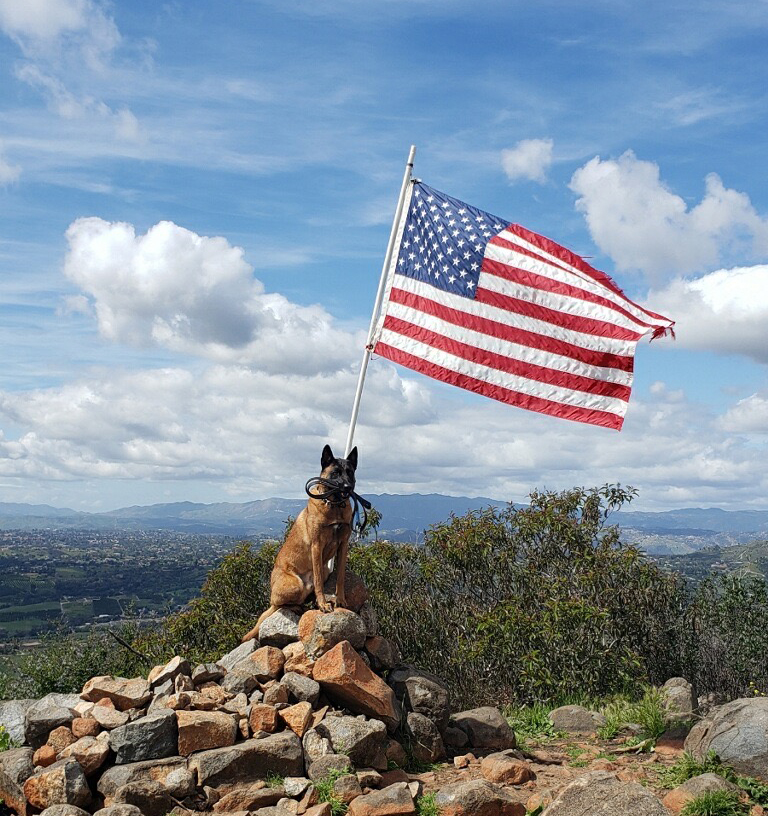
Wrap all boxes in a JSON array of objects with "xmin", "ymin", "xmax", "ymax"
[{"xmin": 371, "ymin": 182, "xmax": 674, "ymax": 430}]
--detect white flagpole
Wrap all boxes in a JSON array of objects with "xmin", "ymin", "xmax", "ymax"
[{"xmin": 344, "ymin": 144, "xmax": 416, "ymax": 457}]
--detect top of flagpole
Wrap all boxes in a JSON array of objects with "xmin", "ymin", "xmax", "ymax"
[{"xmin": 343, "ymin": 146, "xmax": 416, "ymax": 457}]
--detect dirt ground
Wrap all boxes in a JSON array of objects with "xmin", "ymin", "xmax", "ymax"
[{"xmin": 408, "ymin": 729, "xmax": 690, "ymax": 811}]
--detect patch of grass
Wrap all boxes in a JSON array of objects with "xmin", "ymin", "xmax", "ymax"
[
  {"xmin": 265, "ymin": 772, "xmax": 284, "ymax": 788},
  {"xmin": 680, "ymin": 790, "xmax": 749, "ymax": 816},
  {"xmin": 505, "ymin": 702, "xmax": 560, "ymax": 747},
  {"xmin": 416, "ymin": 792, "xmax": 441, "ymax": 816},
  {"xmin": 313, "ymin": 768, "xmax": 349, "ymax": 816},
  {"xmin": 598, "ymin": 686, "xmax": 668, "ymax": 742},
  {"xmin": 657, "ymin": 752, "xmax": 736, "ymax": 790}
]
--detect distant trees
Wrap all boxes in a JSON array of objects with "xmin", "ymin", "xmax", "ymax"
[{"xmin": 3, "ymin": 485, "xmax": 768, "ymax": 706}]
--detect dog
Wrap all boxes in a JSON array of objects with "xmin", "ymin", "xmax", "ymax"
[{"xmin": 242, "ymin": 444, "xmax": 358, "ymax": 642}]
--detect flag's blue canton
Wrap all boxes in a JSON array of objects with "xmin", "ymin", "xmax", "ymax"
[{"xmin": 395, "ymin": 182, "xmax": 508, "ymax": 299}]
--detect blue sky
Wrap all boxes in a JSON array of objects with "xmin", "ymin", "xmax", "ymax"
[{"xmin": 0, "ymin": 0, "xmax": 767, "ymax": 512}]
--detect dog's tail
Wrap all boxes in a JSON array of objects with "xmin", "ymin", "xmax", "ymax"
[{"xmin": 241, "ymin": 604, "xmax": 280, "ymax": 643}]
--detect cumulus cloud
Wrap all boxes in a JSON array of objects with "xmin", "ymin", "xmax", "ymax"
[
  {"xmin": 643, "ymin": 265, "xmax": 768, "ymax": 363},
  {"xmin": 720, "ymin": 393, "xmax": 768, "ymax": 434},
  {"xmin": 63, "ymin": 217, "xmax": 363, "ymax": 374},
  {"xmin": 501, "ymin": 138, "xmax": 553, "ymax": 183},
  {"xmin": 1, "ymin": 360, "xmax": 768, "ymax": 511},
  {"xmin": 570, "ymin": 151, "xmax": 768, "ymax": 278}
]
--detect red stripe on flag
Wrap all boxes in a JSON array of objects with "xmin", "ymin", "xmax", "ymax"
[
  {"xmin": 382, "ymin": 315, "xmax": 632, "ymax": 401},
  {"xmin": 503, "ymin": 223, "xmax": 629, "ymax": 298},
  {"xmin": 388, "ymin": 286, "xmax": 635, "ymax": 372},
  {"xmin": 483, "ymin": 250, "xmax": 655, "ymax": 331},
  {"xmin": 474, "ymin": 285, "xmax": 643, "ymax": 342},
  {"xmin": 375, "ymin": 342, "xmax": 625, "ymax": 430}
]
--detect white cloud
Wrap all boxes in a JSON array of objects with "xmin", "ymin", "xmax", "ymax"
[
  {"xmin": 501, "ymin": 138, "xmax": 553, "ymax": 183},
  {"xmin": 643, "ymin": 265, "xmax": 768, "ymax": 363},
  {"xmin": 0, "ymin": 0, "xmax": 119, "ymax": 65},
  {"xmin": 62, "ymin": 217, "xmax": 363, "ymax": 375},
  {"xmin": 569, "ymin": 151, "xmax": 768, "ymax": 278},
  {"xmin": 720, "ymin": 393, "xmax": 768, "ymax": 434},
  {"xmin": 0, "ymin": 145, "xmax": 21, "ymax": 184},
  {"xmin": 1, "ymin": 360, "xmax": 768, "ymax": 512}
]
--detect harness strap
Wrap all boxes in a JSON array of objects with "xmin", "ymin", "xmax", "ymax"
[{"xmin": 305, "ymin": 477, "xmax": 372, "ymax": 537}]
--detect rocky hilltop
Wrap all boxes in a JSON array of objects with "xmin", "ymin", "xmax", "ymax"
[{"xmin": 2, "ymin": 572, "xmax": 768, "ymax": 815}]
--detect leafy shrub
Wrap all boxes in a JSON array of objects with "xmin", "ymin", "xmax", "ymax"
[
  {"xmin": 0, "ymin": 723, "xmax": 14, "ymax": 751},
  {"xmin": 686, "ymin": 573, "xmax": 768, "ymax": 702},
  {"xmin": 354, "ymin": 485, "xmax": 688, "ymax": 707}
]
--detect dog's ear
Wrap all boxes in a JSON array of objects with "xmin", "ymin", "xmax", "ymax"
[
  {"xmin": 346, "ymin": 446, "xmax": 358, "ymax": 471},
  {"xmin": 321, "ymin": 444, "xmax": 334, "ymax": 470}
]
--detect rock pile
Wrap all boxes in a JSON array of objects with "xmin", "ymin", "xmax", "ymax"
[{"xmin": 0, "ymin": 572, "xmax": 520, "ymax": 816}]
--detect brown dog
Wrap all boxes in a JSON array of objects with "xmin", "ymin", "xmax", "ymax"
[{"xmin": 242, "ymin": 444, "xmax": 358, "ymax": 642}]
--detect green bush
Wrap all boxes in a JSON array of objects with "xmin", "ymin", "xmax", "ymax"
[{"xmin": 353, "ymin": 485, "xmax": 687, "ymax": 707}]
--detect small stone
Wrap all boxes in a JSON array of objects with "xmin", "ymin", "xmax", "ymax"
[
  {"xmin": 434, "ymin": 779, "xmax": 525, "ymax": 816},
  {"xmin": 333, "ymin": 773, "xmax": 363, "ymax": 804},
  {"xmin": 231, "ymin": 645, "xmax": 285, "ymax": 682},
  {"xmin": 23, "ymin": 758, "xmax": 91, "ymax": 811},
  {"xmin": 108, "ymin": 709, "xmax": 178, "ymax": 764},
  {"xmin": 71, "ymin": 717, "xmax": 101, "ymax": 738},
  {"xmin": 264, "ymin": 683, "xmax": 290, "ymax": 704},
  {"xmin": 148, "ymin": 656, "xmax": 191, "ymax": 688},
  {"xmin": 221, "ymin": 667, "xmax": 259, "ymax": 696},
  {"xmin": 47, "ymin": 726, "xmax": 77, "ymax": 754},
  {"xmin": 192, "ymin": 663, "xmax": 225, "ymax": 685},
  {"xmin": 174, "ymin": 673, "xmax": 194, "ymax": 693},
  {"xmin": 212, "ymin": 782, "xmax": 285, "ymax": 811},
  {"xmin": 282, "ymin": 671, "xmax": 321, "ymax": 705},
  {"xmin": 249, "ymin": 703, "xmax": 280, "ymax": 734},
  {"xmin": 347, "ymin": 781, "xmax": 415, "ymax": 815},
  {"xmin": 451, "ymin": 707, "xmax": 516, "ymax": 753},
  {"xmin": 480, "ymin": 751, "xmax": 535, "ymax": 785},
  {"xmin": 34, "ymin": 744, "xmax": 58, "ymax": 767},
  {"xmin": 283, "ymin": 640, "xmax": 315, "ymax": 677},
  {"xmin": 59, "ymin": 733, "xmax": 111, "ymax": 776},
  {"xmin": 89, "ymin": 706, "xmax": 130, "ymax": 730},
  {"xmin": 365, "ymin": 635, "xmax": 399, "ymax": 673},
  {"xmin": 81, "ymin": 677, "xmax": 152, "ymax": 711},
  {"xmin": 280, "ymin": 702, "xmax": 313, "ymax": 737},
  {"xmin": 284, "ymin": 776, "xmax": 312, "ymax": 796},
  {"xmin": 549, "ymin": 705, "xmax": 606, "ymax": 735},
  {"xmin": 176, "ymin": 710, "xmax": 238, "ymax": 756},
  {"xmin": 301, "ymin": 608, "xmax": 368, "ymax": 660}
]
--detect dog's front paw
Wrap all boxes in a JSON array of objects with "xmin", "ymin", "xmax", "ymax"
[
  {"xmin": 335, "ymin": 594, "xmax": 347, "ymax": 610},
  {"xmin": 318, "ymin": 598, "xmax": 333, "ymax": 613}
]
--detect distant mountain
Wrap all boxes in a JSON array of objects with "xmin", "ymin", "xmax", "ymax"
[
  {"xmin": 1, "ymin": 498, "xmax": 767, "ymax": 548},
  {"xmin": 0, "ymin": 494, "xmax": 505, "ymax": 538}
]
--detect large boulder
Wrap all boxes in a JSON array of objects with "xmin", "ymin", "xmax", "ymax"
[
  {"xmin": 0, "ymin": 746, "xmax": 35, "ymax": 816},
  {"xmin": 549, "ymin": 705, "xmax": 606, "ymax": 735},
  {"xmin": 661, "ymin": 678, "xmax": 696, "ymax": 722},
  {"xmin": 216, "ymin": 639, "xmax": 256, "ymax": 672},
  {"xmin": 25, "ymin": 694, "xmax": 80, "ymax": 748},
  {"xmin": 257, "ymin": 608, "xmax": 301, "ymax": 647},
  {"xmin": 406, "ymin": 712, "xmax": 445, "ymax": 764},
  {"xmin": 434, "ymin": 779, "xmax": 525, "ymax": 815},
  {"xmin": 312, "ymin": 640, "xmax": 399, "ymax": 730},
  {"xmin": 187, "ymin": 730, "xmax": 303, "ymax": 787},
  {"xmin": 541, "ymin": 771, "xmax": 668, "ymax": 815},
  {"xmin": 80, "ymin": 677, "xmax": 152, "ymax": 712},
  {"xmin": 176, "ymin": 709, "xmax": 237, "ymax": 756},
  {"xmin": 23, "ymin": 758, "xmax": 91, "ymax": 812},
  {"xmin": 108, "ymin": 709, "xmax": 178, "ymax": 764},
  {"xmin": 685, "ymin": 697, "xmax": 768, "ymax": 778},
  {"xmin": 229, "ymin": 645, "xmax": 285, "ymax": 682},
  {"xmin": 450, "ymin": 707, "xmax": 516, "ymax": 754},
  {"xmin": 0, "ymin": 699, "xmax": 35, "ymax": 745},
  {"xmin": 662, "ymin": 772, "xmax": 741, "ymax": 812},
  {"xmin": 389, "ymin": 666, "xmax": 451, "ymax": 731},
  {"xmin": 323, "ymin": 569, "xmax": 370, "ymax": 613},
  {"xmin": 300, "ymin": 609, "xmax": 368, "ymax": 660},
  {"xmin": 97, "ymin": 756, "xmax": 190, "ymax": 802},
  {"xmin": 315, "ymin": 714, "xmax": 387, "ymax": 767}
]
